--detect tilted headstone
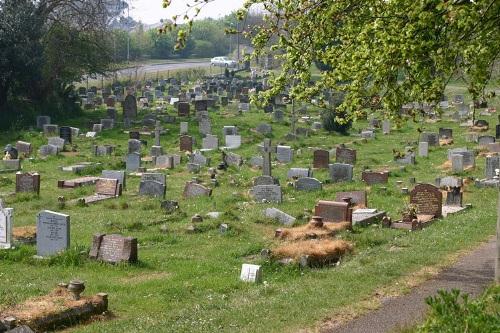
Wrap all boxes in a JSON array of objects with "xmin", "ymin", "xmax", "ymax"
[
  {"xmin": 361, "ymin": 171, "xmax": 389, "ymax": 185},
  {"xmin": 240, "ymin": 264, "xmax": 262, "ymax": 283},
  {"xmin": 89, "ymin": 233, "xmax": 138, "ymax": 264},
  {"xmin": 183, "ymin": 181, "xmax": 212, "ymax": 198},
  {"xmin": 102, "ymin": 170, "xmax": 126, "ymax": 191},
  {"xmin": 410, "ymin": 183, "xmax": 442, "ymax": 218},
  {"xmin": 264, "ymin": 207, "xmax": 296, "ymax": 225},
  {"xmin": 224, "ymin": 152, "xmax": 243, "ymax": 167},
  {"xmin": 48, "ymin": 137, "xmax": 65, "ymax": 150},
  {"xmin": 36, "ymin": 210, "xmax": 70, "ymax": 257},
  {"xmin": 314, "ymin": 200, "xmax": 351, "ymax": 223},
  {"xmin": 295, "ymin": 177, "xmax": 322, "ymax": 191}
]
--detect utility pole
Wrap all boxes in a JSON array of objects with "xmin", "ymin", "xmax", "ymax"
[
  {"xmin": 127, "ymin": 5, "xmax": 130, "ymax": 64},
  {"xmin": 237, "ymin": 20, "xmax": 240, "ymax": 69}
]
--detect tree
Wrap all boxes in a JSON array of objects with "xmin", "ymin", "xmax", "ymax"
[{"xmin": 163, "ymin": 0, "xmax": 500, "ymax": 119}]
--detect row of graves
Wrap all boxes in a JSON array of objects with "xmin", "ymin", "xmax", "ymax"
[{"xmin": 0, "ymin": 77, "xmax": 496, "ymax": 329}]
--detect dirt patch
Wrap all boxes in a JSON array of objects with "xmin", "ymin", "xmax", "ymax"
[
  {"xmin": 272, "ymin": 239, "xmax": 353, "ymax": 263},
  {"xmin": 13, "ymin": 226, "xmax": 36, "ymax": 243},
  {"xmin": 276, "ymin": 222, "xmax": 350, "ymax": 241}
]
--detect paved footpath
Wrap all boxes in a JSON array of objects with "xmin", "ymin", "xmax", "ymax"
[{"xmin": 326, "ymin": 238, "xmax": 496, "ymax": 333}]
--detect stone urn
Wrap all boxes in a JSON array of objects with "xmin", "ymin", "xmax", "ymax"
[
  {"xmin": 68, "ymin": 280, "xmax": 85, "ymax": 300},
  {"xmin": 309, "ymin": 216, "xmax": 324, "ymax": 228}
]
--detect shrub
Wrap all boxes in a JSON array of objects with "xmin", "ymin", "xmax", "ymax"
[{"xmin": 322, "ymin": 108, "xmax": 352, "ymax": 134}]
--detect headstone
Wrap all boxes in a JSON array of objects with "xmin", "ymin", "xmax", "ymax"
[
  {"xmin": 382, "ymin": 120, "xmax": 390, "ymax": 135},
  {"xmin": 287, "ymin": 168, "xmax": 312, "ymax": 179},
  {"xmin": 202, "ymin": 134, "xmax": 218, "ymax": 151},
  {"xmin": 89, "ymin": 234, "xmax": 138, "ymax": 263},
  {"xmin": 43, "ymin": 124, "xmax": 58, "ymax": 136},
  {"xmin": 92, "ymin": 124, "xmax": 103, "ymax": 133},
  {"xmin": 418, "ymin": 141, "xmax": 429, "ymax": 157},
  {"xmin": 0, "ymin": 203, "xmax": 13, "ymax": 249},
  {"xmin": 128, "ymin": 139, "xmax": 142, "ymax": 154},
  {"xmin": 15, "ymin": 141, "xmax": 32, "ymax": 157},
  {"xmin": 178, "ymin": 102, "xmax": 190, "ymax": 117},
  {"xmin": 313, "ymin": 149, "xmax": 330, "ymax": 169},
  {"xmin": 48, "ymin": 137, "xmax": 65, "ymax": 150},
  {"xmin": 95, "ymin": 178, "xmax": 120, "ymax": 197},
  {"xmin": 485, "ymin": 156, "xmax": 500, "ymax": 179},
  {"xmin": 361, "ymin": 171, "xmax": 389, "ymax": 185},
  {"xmin": 420, "ymin": 132, "xmax": 439, "ymax": 146},
  {"xmin": 59, "ymin": 126, "xmax": 72, "ymax": 144},
  {"xmin": 36, "ymin": 210, "xmax": 70, "ymax": 257},
  {"xmin": 100, "ymin": 119, "xmax": 114, "ymax": 130},
  {"xmin": 180, "ymin": 135, "xmax": 193, "ymax": 152},
  {"xmin": 439, "ymin": 128, "xmax": 453, "ymax": 139},
  {"xmin": 15, "ymin": 172, "xmax": 40, "ymax": 195},
  {"xmin": 336, "ymin": 146, "xmax": 356, "ymax": 164},
  {"xmin": 123, "ymin": 95, "xmax": 137, "ymax": 118},
  {"xmin": 224, "ymin": 135, "xmax": 241, "ymax": 149},
  {"xmin": 183, "ymin": 181, "xmax": 212, "ymax": 198},
  {"xmin": 361, "ymin": 130, "xmax": 375, "ymax": 139},
  {"xmin": 256, "ymin": 123, "xmax": 272, "ymax": 135},
  {"xmin": 180, "ymin": 122, "xmax": 189, "ymax": 135},
  {"xmin": 102, "ymin": 170, "xmax": 126, "ymax": 191},
  {"xmin": 478, "ymin": 135, "xmax": 495, "ymax": 146},
  {"xmin": 251, "ymin": 184, "xmax": 282, "ymax": 203},
  {"xmin": 445, "ymin": 187, "xmax": 462, "ymax": 207},
  {"xmin": 451, "ymin": 154, "xmax": 464, "ymax": 173},
  {"xmin": 335, "ymin": 191, "xmax": 367, "ymax": 207},
  {"xmin": 314, "ymin": 200, "xmax": 351, "ymax": 223},
  {"xmin": 410, "ymin": 184, "xmax": 442, "ymax": 218},
  {"xmin": 264, "ymin": 208, "xmax": 296, "ymax": 225},
  {"xmin": 295, "ymin": 177, "xmax": 322, "ymax": 191},
  {"xmin": 240, "ymin": 264, "xmax": 262, "ymax": 283},
  {"xmin": 38, "ymin": 144, "xmax": 59, "ymax": 157},
  {"xmin": 276, "ymin": 145, "xmax": 293, "ymax": 163},
  {"xmin": 36, "ymin": 116, "xmax": 51, "ymax": 129},
  {"xmin": 329, "ymin": 163, "xmax": 353, "ymax": 182},
  {"xmin": 139, "ymin": 180, "xmax": 166, "ymax": 198},
  {"xmin": 126, "ymin": 153, "xmax": 141, "ymax": 172},
  {"xmin": 224, "ymin": 152, "xmax": 243, "ymax": 167}
]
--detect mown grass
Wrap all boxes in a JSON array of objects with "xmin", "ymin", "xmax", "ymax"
[{"xmin": 0, "ymin": 83, "xmax": 498, "ymax": 332}]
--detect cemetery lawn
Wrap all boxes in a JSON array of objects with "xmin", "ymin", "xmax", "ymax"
[{"xmin": 0, "ymin": 85, "xmax": 498, "ymax": 332}]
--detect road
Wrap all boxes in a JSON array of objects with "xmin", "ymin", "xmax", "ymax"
[{"xmin": 116, "ymin": 60, "xmax": 212, "ymax": 78}]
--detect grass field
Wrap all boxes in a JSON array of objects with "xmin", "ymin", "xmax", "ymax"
[{"xmin": 0, "ymin": 82, "xmax": 498, "ymax": 332}]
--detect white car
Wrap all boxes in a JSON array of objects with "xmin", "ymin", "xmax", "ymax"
[{"xmin": 211, "ymin": 56, "xmax": 237, "ymax": 68}]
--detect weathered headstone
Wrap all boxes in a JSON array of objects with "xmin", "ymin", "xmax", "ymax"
[
  {"xmin": 276, "ymin": 145, "xmax": 293, "ymax": 163},
  {"xmin": 410, "ymin": 184, "xmax": 442, "ymax": 218},
  {"xmin": 336, "ymin": 146, "xmax": 356, "ymax": 164},
  {"xmin": 418, "ymin": 141, "xmax": 429, "ymax": 157},
  {"xmin": 15, "ymin": 141, "xmax": 32, "ymax": 157},
  {"xmin": 329, "ymin": 163, "xmax": 353, "ymax": 182},
  {"xmin": 451, "ymin": 154, "xmax": 464, "ymax": 173},
  {"xmin": 295, "ymin": 177, "xmax": 322, "ymax": 191},
  {"xmin": 126, "ymin": 153, "xmax": 141, "ymax": 172},
  {"xmin": 123, "ymin": 95, "xmax": 138, "ymax": 119},
  {"xmin": 183, "ymin": 181, "xmax": 212, "ymax": 198},
  {"xmin": 102, "ymin": 170, "xmax": 126, "ymax": 191},
  {"xmin": 48, "ymin": 137, "xmax": 65, "ymax": 151},
  {"xmin": 89, "ymin": 234, "xmax": 138, "ymax": 264},
  {"xmin": 313, "ymin": 149, "xmax": 330, "ymax": 169},
  {"xmin": 335, "ymin": 191, "xmax": 367, "ymax": 208},
  {"xmin": 264, "ymin": 207, "xmax": 296, "ymax": 225},
  {"xmin": 251, "ymin": 184, "xmax": 282, "ymax": 203},
  {"xmin": 15, "ymin": 172, "xmax": 40, "ymax": 195},
  {"xmin": 420, "ymin": 132, "xmax": 439, "ymax": 146},
  {"xmin": 179, "ymin": 135, "xmax": 193, "ymax": 152},
  {"xmin": 240, "ymin": 264, "xmax": 262, "ymax": 283},
  {"xmin": 59, "ymin": 126, "xmax": 72, "ymax": 145},
  {"xmin": 128, "ymin": 139, "xmax": 142, "ymax": 154},
  {"xmin": 314, "ymin": 200, "xmax": 351, "ymax": 223},
  {"xmin": 361, "ymin": 171, "xmax": 389, "ymax": 185}
]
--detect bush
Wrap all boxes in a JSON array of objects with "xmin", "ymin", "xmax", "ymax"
[
  {"xmin": 322, "ymin": 108, "xmax": 352, "ymax": 134},
  {"xmin": 417, "ymin": 287, "xmax": 500, "ymax": 333}
]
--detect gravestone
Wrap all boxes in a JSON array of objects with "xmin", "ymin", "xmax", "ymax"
[
  {"xmin": 223, "ymin": 126, "xmax": 238, "ymax": 136},
  {"xmin": 128, "ymin": 139, "xmax": 142, "ymax": 154},
  {"xmin": 202, "ymin": 135, "xmax": 218, "ymax": 151},
  {"xmin": 335, "ymin": 191, "xmax": 367, "ymax": 208},
  {"xmin": 249, "ymin": 156, "xmax": 264, "ymax": 168},
  {"xmin": 0, "ymin": 202, "xmax": 13, "ymax": 249},
  {"xmin": 276, "ymin": 145, "xmax": 293, "ymax": 163},
  {"xmin": 59, "ymin": 126, "xmax": 72, "ymax": 145},
  {"xmin": 102, "ymin": 170, "xmax": 126, "ymax": 191},
  {"xmin": 224, "ymin": 152, "xmax": 243, "ymax": 167},
  {"xmin": 16, "ymin": 172, "xmax": 40, "ymax": 195},
  {"xmin": 254, "ymin": 175, "xmax": 278, "ymax": 186},
  {"xmin": 15, "ymin": 141, "xmax": 32, "ymax": 157},
  {"xmin": 478, "ymin": 135, "xmax": 495, "ymax": 146},
  {"xmin": 92, "ymin": 124, "xmax": 103, "ymax": 133},
  {"xmin": 180, "ymin": 135, "xmax": 193, "ymax": 152},
  {"xmin": 314, "ymin": 200, "xmax": 351, "ymax": 223},
  {"xmin": 418, "ymin": 142, "xmax": 429, "ymax": 157},
  {"xmin": 496, "ymin": 124, "xmax": 500, "ymax": 139},
  {"xmin": 129, "ymin": 131, "xmax": 140, "ymax": 140},
  {"xmin": 100, "ymin": 119, "xmax": 114, "ymax": 130},
  {"xmin": 183, "ymin": 181, "xmax": 212, "ymax": 198},
  {"xmin": 451, "ymin": 154, "xmax": 464, "ymax": 173},
  {"xmin": 447, "ymin": 148, "xmax": 475, "ymax": 168},
  {"xmin": 180, "ymin": 122, "xmax": 188, "ymax": 135},
  {"xmin": 445, "ymin": 187, "xmax": 462, "ymax": 207},
  {"xmin": 410, "ymin": 184, "xmax": 442, "ymax": 218},
  {"xmin": 123, "ymin": 95, "xmax": 137, "ymax": 118},
  {"xmin": 256, "ymin": 123, "xmax": 272, "ymax": 135},
  {"xmin": 329, "ymin": 163, "xmax": 353, "ymax": 182},
  {"xmin": 89, "ymin": 234, "xmax": 138, "ymax": 264},
  {"xmin": 240, "ymin": 264, "xmax": 262, "ymax": 283},
  {"xmin": 313, "ymin": 149, "xmax": 330, "ymax": 169},
  {"xmin": 439, "ymin": 128, "xmax": 453, "ymax": 139},
  {"xmin": 48, "ymin": 137, "xmax": 65, "ymax": 150},
  {"xmin": 178, "ymin": 102, "xmax": 190, "ymax": 117},
  {"xmin": 39, "ymin": 144, "xmax": 59, "ymax": 157},
  {"xmin": 382, "ymin": 120, "xmax": 390, "ymax": 135},
  {"xmin": 264, "ymin": 207, "xmax": 296, "ymax": 225},
  {"xmin": 43, "ymin": 124, "xmax": 59, "ymax": 136},
  {"xmin": 224, "ymin": 135, "xmax": 241, "ymax": 149},
  {"xmin": 362, "ymin": 171, "xmax": 389, "ymax": 185},
  {"xmin": 93, "ymin": 145, "xmax": 114, "ymax": 157},
  {"xmin": 126, "ymin": 153, "xmax": 141, "ymax": 172},
  {"xmin": 36, "ymin": 211, "xmax": 70, "ymax": 257},
  {"xmin": 420, "ymin": 132, "xmax": 439, "ymax": 146},
  {"xmin": 155, "ymin": 155, "xmax": 175, "ymax": 169},
  {"xmin": 139, "ymin": 180, "xmax": 166, "ymax": 198},
  {"xmin": 287, "ymin": 168, "xmax": 312, "ymax": 179},
  {"xmin": 336, "ymin": 146, "xmax": 356, "ymax": 164},
  {"xmin": 361, "ymin": 130, "xmax": 375, "ymax": 139},
  {"xmin": 485, "ymin": 156, "xmax": 500, "ymax": 179},
  {"xmin": 251, "ymin": 185, "xmax": 282, "ymax": 203},
  {"xmin": 295, "ymin": 177, "xmax": 322, "ymax": 191},
  {"xmin": 36, "ymin": 116, "xmax": 51, "ymax": 129}
]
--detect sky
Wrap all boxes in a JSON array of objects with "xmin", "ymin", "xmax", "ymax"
[{"xmin": 129, "ymin": 0, "xmax": 246, "ymax": 24}]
